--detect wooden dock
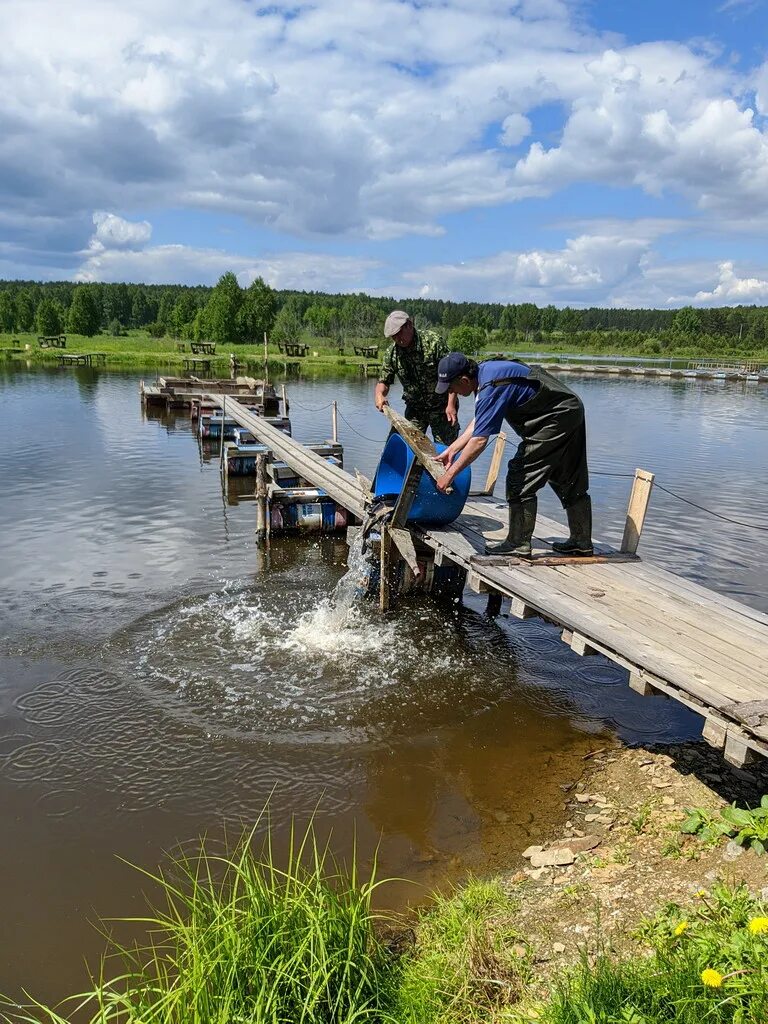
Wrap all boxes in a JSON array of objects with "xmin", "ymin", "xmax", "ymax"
[
  {"xmin": 209, "ymin": 394, "xmax": 768, "ymax": 768},
  {"xmin": 542, "ymin": 362, "xmax": 768, "ymax": 383}
]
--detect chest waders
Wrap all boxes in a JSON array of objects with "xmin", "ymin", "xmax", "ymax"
[{"xmin": 481, "ymin": 364, "xmax": 593, "ymax": 558}]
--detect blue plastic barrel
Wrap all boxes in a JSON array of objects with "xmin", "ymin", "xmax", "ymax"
[{"xmin": 372, "ymin": 434, "xmax": 471, "ymax": 526}]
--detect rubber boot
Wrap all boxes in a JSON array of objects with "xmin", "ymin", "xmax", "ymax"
[
  {"xmin": 552, "ymin": 495, "xmax": 593, "ymax": 557},
  {"xmin": 485, "ymin": 497, "xmax": 537, "ymax": 558}
]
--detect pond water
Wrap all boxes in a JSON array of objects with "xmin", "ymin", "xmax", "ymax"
[{"xmin": 1, "ymin": 364, "xmax": 767, "ymax": 1002}]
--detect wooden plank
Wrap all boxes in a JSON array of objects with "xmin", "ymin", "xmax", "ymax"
[
  {"xmin": 620, "ymin": 468, "xmax": 655, "ymax": 553},
  {"xmin": 389, "ymin": 527, "xmax": 420, "ymax": 577},
  {"xmin": 472, "ymin": 552, "xmax": 638, "ymax": 567},
  {"xmin": 382, "ymin": 405, "xmax": 452, "ymax": 491},
  {"xmin": 209, "ymin": 397, "xmax": 367, "ymax": 518},
  {"xmin": 441, "ymin": 547, "xmax": 759, "ymax": 710},
  {"xmin": 466, "ymin": 499, "xmax": 768, "ymax": 635},
  {"xmin": 472, "ymin": 432, "xmax": 506, "ymax": 496},
  {"xmin": 537, "ymin": 565, "xmax": 763, "ymax": 700},
  {"xmin": 546, "ymin": 565, "xmax": 768, "ymax": 678},
  {"xmin": 392, "ymin": 460, "xmax": 424, "ymax": 528}
]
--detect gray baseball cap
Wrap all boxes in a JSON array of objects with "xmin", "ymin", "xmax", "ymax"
[{"xmin": 384, "ymin": 310, "xmax": 410, "ymax": 337}]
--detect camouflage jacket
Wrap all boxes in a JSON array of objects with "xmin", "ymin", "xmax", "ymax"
[{"xmin": 378, "ymin": 328, "xmax": 449, "ymax": 411}]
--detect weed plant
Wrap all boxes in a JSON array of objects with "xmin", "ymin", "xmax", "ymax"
[
  {"xmin": 394, "ymin": 878, "xmax": 530, "ymax": 1024},
  {"xmin": 681, "ymin": 796, "xmax": 768, "ymax": 854},
  {"xmin": 1, "ymin": 820, "xmax": 398, "ymax": 1024},
  {"xmin": 536, "ymin": 883, "xmax": 768, "ymax": 1024}
]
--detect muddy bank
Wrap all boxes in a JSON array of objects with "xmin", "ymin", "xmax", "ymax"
[{"xmin": 493, "ymin": 740, "xmax": 768, "ymax": 982}]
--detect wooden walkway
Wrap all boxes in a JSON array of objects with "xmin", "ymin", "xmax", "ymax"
[
  {"xmin": 210, "ymin": 394, "xmax": 768, "ymax": 768},
  {"xmin": 421, "ymin": 498, "xmax": 768, "ymax": 766}
]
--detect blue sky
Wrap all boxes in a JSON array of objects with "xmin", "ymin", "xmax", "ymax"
[{"xmin": 1, "ymin": 0, "xmax": 768, "ymax": 306}]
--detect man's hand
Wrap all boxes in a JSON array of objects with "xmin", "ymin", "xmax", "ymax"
[
  {"xmin": 436, "ymin": 473, "xmax": 453, "ymax": 493},
  {"xmin": 434, "ymin": 446, "xmax": 456, "ymax": 467},
  {"xmin": 374, "ymin": 395, "xmax": 389, "ymax": 412},
  {"xmin": 446, "ymin": 407, "xmax": 458, "ymax": 426}
]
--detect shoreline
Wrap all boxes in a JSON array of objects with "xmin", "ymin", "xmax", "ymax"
[{"xmin": 4, "ymin": 329, "xmax": 768, "ymax": 377}]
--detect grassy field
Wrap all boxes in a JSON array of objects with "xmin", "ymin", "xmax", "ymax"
[
  {"xmin": 4, "ymin": 330, "xmax": 768, "ymax": 376},
  {"xmin": 0, "ymin": 331, "xmax": 380, "ymax": 376},
  {"xmin": 2, "ymin": 824, "xmax": 766, "ymax": 1024}
]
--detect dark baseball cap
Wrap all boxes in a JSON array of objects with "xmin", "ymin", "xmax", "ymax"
[{"xmin": 435, "ymin": 352, "xmax": 472, "ymax": 393}]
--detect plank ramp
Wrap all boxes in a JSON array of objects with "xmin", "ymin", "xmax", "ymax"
[{"xmin": 212, "ymin": 395, "xmax": 768, "ymax": 765}]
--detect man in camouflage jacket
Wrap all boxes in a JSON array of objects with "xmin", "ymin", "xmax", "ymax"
[{"xmin": 374, "ymin": 310, "xmax": 459, "ymax": 444}]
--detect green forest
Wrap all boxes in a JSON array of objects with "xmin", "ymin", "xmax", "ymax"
[{"xmin": 2, "ymin": 272, "xmax": 768, "ymax": 358}]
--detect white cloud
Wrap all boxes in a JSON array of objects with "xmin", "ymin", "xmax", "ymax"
[
  {"xmin": 499, "ymin": 113, "xmax": 532, "ymax": 147},
  {"xmin": 511, "ymin": 45, "xmax": 768, "ymax": 216},
  {"xmin": 401, "ymin": 233, "xmax": 651, "ymax": 303},
  {"xmin": 75, "ymin": 240, "xmax": 381, "ymax": 291},
  {"xmin": 91, "ymin": 211, "xmax": 152, "ymax": 249},
  {"xmin": 2, "ymin": 0, "xmax": 768, "ymax": 298},
  {"xmin": 693, "ymin": 260, "xmax": 768, "ymax": 303}
]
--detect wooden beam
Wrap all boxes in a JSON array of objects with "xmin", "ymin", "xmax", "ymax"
[
  {"xmin": 724, "ymin": 727, "xmax": 758, "ymax": 767},
  {"xmin": 510, "ymin": 597, "xmax": 536, "ymax": 620},
  {"xmin": 255, "ymin": 453, "xmax": 268, "ymax": 544},
  {"xmin": 621, "ymin": 468, "xmax": 655, "ymax": 554},
  {"xmin": 379, "ymin": 527, "xmax": 392, "ymax": 611},
  {"xmin": 391, "ymin": 459, "xmax": 424, "ymax": 528},
  {"xmin": 389, "ymin": 527, "xmax": 420, "ymax": 577},
  {"xmin": 570, "ymin": 632, "xmax": 599, "ymax": 656},
  {"xmin": 472, "ymin": 432, "xmax": 506, "ymax": 496},
  {"xmin": 382, "ymin": 405, "xmax": 452, "ymax": 492},
  {"xmin": 207, "ymin": 395, "xmax": 366, "ymax": 518}
]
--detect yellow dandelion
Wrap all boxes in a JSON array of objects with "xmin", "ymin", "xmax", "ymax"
[
  {"xmin": 674, "ymin": 921, "xmax": 689, "ymax": 936},
  {"xmin": 701, "ymin": 969, "xmax": 724, "ymax": 988},
  {"xmin": 748, "ymin": 917, "xmax": 768, "ymax": 935},
  {"xmin": 694, "ymin": 889, "xmax": 707, "ymax": 898}
]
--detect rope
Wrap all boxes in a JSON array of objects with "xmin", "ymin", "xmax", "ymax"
[
  {"xmin": 591, "ymin": 470, "xmax": 768, "ymax": 532},
  {"xmin": 288, "ymin": 402, "xmax": 768, "ymax": 532},
  {"xmin": 653, "ymin": 483, "xmax": 768, "ymax": 532},
  {"xmin": 335, "ymin": 410, "xmax": 384, "ymax": 445},
  {"xmin": 285, "ymin": 399, "xmax": 334, "ymax": 412}
]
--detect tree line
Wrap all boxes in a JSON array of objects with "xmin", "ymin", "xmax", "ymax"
[{"xmin": 2, "ymin": 274, "xmax": 768, "ymax": 350}]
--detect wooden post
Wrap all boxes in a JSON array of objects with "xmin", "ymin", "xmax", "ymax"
[
  {"xmin": 281, "ymin": 383, "xmax": 289, "ymax": 415},
  {"xmin": 481, "ymin": 432, "xmax": 506, "ymax": 495},
  {"xmin": 220, "ymin": 395, "xmax": 226, "ymax": 466},
  {"xmin": 263, "ymin": 331, "xmax": 269, "ymax": 386},
  {"xmin": 379, "ymin": 527, "xmax": 392, "ymax": 611},
  {"xmin": 620, "ymin": 468, "xmax": 655, "ymax": 554},
  {"xmin": 380, "ymin": 459, "xmax": 424, "ymax": 611},
  {"xmin": 331, "ymin": 401, "xmax": 338, "ymax": 444},
  {"xmin": 256, "ymin": 453, "xmax": 268, "ymax": 544}
]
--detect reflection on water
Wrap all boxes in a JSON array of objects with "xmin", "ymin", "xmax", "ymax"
[{"xmin": 1, "ymin": 364, "xmax": 767, "ymax": 1002}]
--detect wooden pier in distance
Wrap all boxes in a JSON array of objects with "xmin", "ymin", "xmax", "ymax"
[{"xmin": 207, "ymin": 393, "xmax": 768, "ymax": 768}]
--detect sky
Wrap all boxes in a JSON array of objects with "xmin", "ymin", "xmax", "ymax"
[{"xmin": 2, "ymin": 0, "xmax": 768, "ymax": 307}]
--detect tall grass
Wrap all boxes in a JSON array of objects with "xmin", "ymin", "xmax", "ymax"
[
  {"xmin": 2, "ymin": 819, "xmax": 398, "ymax": 1024},
  {"xmin": 537, "ymin": 883, "xmax": 768, "ymax": 1024}
]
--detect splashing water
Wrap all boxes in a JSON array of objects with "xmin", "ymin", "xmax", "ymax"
[{"xmin": 107, "ymin": 536, "xmax": 523, "ymax": 745}]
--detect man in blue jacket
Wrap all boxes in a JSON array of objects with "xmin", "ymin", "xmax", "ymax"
[{"xmin": 434, "ymin": 353, "xmax": 592, "ymax": 558}]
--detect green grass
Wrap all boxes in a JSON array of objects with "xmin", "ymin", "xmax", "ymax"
[
  {"xmin": 1, "ymin": 819, "xmax": 399, "ymax": 1024},
  {"xmin": 2, "ymin": 822, "xmax": 767, "ymax": 1024},
  {"xmin": 5, "ymin": 329, "xmax": 768, "ymax": 377},
  {"xmin": 535, "ymin": 883, "xmax": 768, "ymax": 1024},
  {"xmin": 0, "ymin": 331, "xmax": 380, "ymax": 376},
  {"xmin": 394, "ymin": 878, "xmax": 531, "ymax": 1024}
]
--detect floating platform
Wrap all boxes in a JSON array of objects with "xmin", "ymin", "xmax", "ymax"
[{"xmin": 543, "ymin": 363, "xmax": 768, "ymax": 383}]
